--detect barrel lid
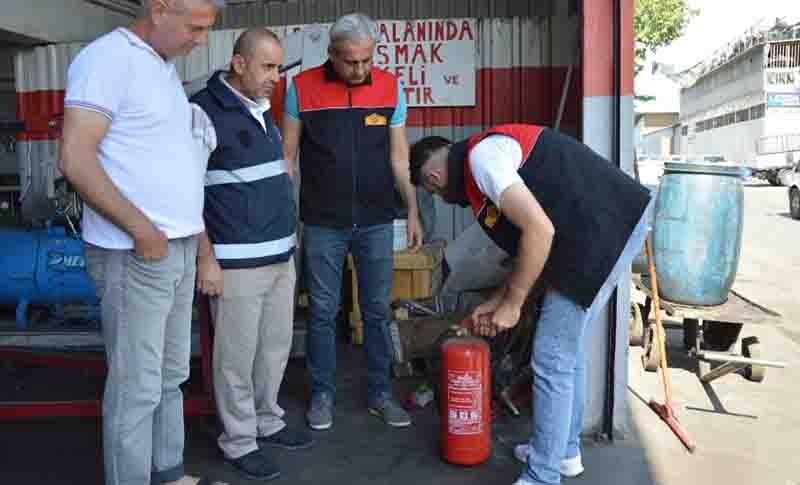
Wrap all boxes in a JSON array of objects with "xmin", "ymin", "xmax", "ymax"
[{"xmin": 664, "ymin": 162, "xmax": 750, "ymax": 178}]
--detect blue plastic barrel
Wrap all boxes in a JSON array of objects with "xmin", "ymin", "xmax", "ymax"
[
  {"xmin": 652, "ymin": 162, "xmax": 748, "ymax": 306},
  {"xmin": 631, "ymin": 184, "xmax": 658, "ymax": 275}
]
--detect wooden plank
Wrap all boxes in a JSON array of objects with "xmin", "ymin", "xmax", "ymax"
[
  {"xmin": 393, "ymin": 313, "xmax": 467, "ymax": 361},
  {"xmin": 633, "ymin": 276, "xmax": 780, "ymax": 326},
  {"xmin": 347, "ymin": 242, "xmax": 445, "ymax": 326}
]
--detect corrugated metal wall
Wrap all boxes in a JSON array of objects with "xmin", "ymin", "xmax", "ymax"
[
  {"xmin": 216, "ymin": 0, "xmax": 577, "ymax": 29},
  {"xmin": 1, "ymin": 47, "xmax": 17, "ymax": 175},
  {"xmin": 0, "ymin": 48, "xmax": 15, "ymax": 119},
  {"xmin": 14, "ymin": 43, "xmax": 85, "ymax": 219}
]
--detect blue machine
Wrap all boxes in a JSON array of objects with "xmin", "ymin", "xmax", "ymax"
[{"xmin": 0, "ymin": 226, "xmax": 98, "ymax": 329}]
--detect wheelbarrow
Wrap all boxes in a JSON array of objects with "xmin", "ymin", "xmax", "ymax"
[{"xmin": 630, "ymin": 275, "xmax": 787, "ymax": 383}]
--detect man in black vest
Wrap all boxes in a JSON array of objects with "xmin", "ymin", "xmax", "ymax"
[
  {"xmin": 191, "ymin": 28, "xmax": 312, "ymax": 481},
  {"xmin": 283, "ymin": 13, "xmax": 423, "ymax": 431},
  {"xmin": 410, "ymin": 125, "xmax": 653, "ymax": 485}
]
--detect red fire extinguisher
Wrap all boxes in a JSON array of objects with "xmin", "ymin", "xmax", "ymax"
[{"xmin": 440, "ymin": 320, "xmax": 491, "ymax": 465}]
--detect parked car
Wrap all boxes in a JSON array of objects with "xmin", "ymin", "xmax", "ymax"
[{"xmin": 788, "ymin": 163, "xmax": 800, "ymax": 220}]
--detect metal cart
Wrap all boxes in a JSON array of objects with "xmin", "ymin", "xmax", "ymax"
[{"xmin": 630, "ymin": 275, "xmax": 787, "ymax": 383}]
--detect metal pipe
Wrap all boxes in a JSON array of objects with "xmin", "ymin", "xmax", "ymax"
[
  {"xmin": 699, "ymin": 361, "xmax": 747, "ymax": 383},
  {"xmin": 696, "ymin": 350, "xmax": 787, "ymax": 368},
  {"xmin": 554, "ymin": 50, "xmax": 578, "ymax": 131},
  {"xmin": 604, "ymin": 0, "xmax": 623, "ymax": 440}
]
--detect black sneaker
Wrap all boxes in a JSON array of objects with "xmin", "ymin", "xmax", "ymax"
[
  {"xmin": 258, "ymin": 425, "xmax": 315, "ymax": 450},
  {"xmin": 225, "ymin": 449, "xmax": 280, "ymax": 481}
]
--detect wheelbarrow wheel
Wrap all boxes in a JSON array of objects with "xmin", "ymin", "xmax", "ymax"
[
  {"xmin": 630, "ymin": 303, "xmax": 645, "ymax": 347},
  {"xmin": 641, "ymin": 323, "xmax": 661, "ymax": 372},
  {"xmin": 742, "ymin": 336, "xmax": 766, "ymax": 383}
]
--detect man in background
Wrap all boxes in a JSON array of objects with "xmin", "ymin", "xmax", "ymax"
[
  {"xmin": 282, "ymin": 12, "xmax": 423, "ymax": 431},
  {"xmin": 191, "ymin": 28, "xmax": 312, "ymax": 481},
  {"xmin": 409, "ymin": 125, "xmax": 652, "ymax": 485}
]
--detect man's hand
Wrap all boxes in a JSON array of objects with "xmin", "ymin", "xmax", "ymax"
[
  {"xmin": 470, "ymin": 290, "xmax": 504, "ymax": 337},
  {"xmin": 490, "ymin": 299, "xmax": 522, "ymax": 330},
  {"xmin": 132, "ymin": 224, "xmax": 169, "ymax": 260},
  {"xmin": 470, "ymin": 287, "xmax": 523, "ymax": 337},
  {"xmin": 406, "ymin": 212, "xmax": 424, "ymax": 251},
  {"xmin": 197, "ymin": 256, "xmax": 224, "ymax": 296}
]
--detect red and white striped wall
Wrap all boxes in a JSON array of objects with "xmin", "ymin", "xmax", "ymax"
[{"xmin": 14, "ymin": 43, "xmax": 87, "ymax": 219}]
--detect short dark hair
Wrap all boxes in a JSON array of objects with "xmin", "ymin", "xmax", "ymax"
[
  {"xmin": 233, "ymin": 27, "xmax": 281, "ymax": 60},
  {"xmin": 409, "ymin": 136, "xmax": 451, "ymax": 186}
]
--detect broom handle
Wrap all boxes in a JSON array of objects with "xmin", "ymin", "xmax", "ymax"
[{"xmin": 645, "ymin": 235, "xmax": 673, "ymax": 407}]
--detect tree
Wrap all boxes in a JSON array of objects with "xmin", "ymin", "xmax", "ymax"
[{"xmin": 634, "ymin": 0, "xmax": 698, "ymax": 75}]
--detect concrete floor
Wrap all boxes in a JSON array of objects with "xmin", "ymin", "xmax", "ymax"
[
  {"xmin": 624, "ymin": 182, "xmax": 800, "ymax": 485},
  {"xmin": 734, "ymin": 182, "xmax": 800, "ymax": 343},
  {"xmin": 1, "ymin": 183, "xmax": 798, "ymax": 485},
  {"xmin": 0, "ymin": 347, "xmax": 659, "ymax": 485}
]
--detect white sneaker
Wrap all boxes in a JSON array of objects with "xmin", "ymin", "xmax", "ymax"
[
  {"xmin": 513, "ymin": 444, "xmax": 585, "ymax": 478},
  {"xmin": 559, "ymin": 454, "xmax": 585, "ymax": 478}
]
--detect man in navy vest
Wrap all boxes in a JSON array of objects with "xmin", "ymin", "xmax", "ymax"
[
  {"xmin": 191, "ymin": 28, "xmax": 312, "ymax": 481},
  {"xmin": 283, "ymin": 13, "xmax": 423, "ymax": 431},
  {"xmin": 410, "ymin": 125, "xmax": 653, "ymax": 485}
]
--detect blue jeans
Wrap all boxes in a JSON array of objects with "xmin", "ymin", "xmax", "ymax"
[
  {"xmin": 85, "ymin": 236, "xmax": 198, "ymax": 485},
  {"xmin": 303, "ymin": 223, "xmax": 394, "ymax": 405},
  {"xmin": 523, "ymin": 201, "xmax": 653, "ymax": 484}
]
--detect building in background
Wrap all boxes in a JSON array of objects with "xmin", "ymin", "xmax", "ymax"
[
  {"xmin": 675, "ymin": 17, "xmax": 800, "ymax": 184},
  {"xmin": 635, "ymin": 60, "xmax": 681, "ymax": 160}
]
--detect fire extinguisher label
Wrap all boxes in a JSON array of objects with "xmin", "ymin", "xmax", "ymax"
[{"xmin": 446, "ymin": 370, "xmax": 482, "ymax": 435}]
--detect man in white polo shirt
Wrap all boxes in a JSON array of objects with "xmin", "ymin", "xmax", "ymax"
[{"xmin": 58, "ymin": 1, "xmax": 227, "ymax": 485}]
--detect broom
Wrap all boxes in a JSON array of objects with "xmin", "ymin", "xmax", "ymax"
[{"xmin": 644, "ymin": 235, "xmax": 696, "ymax": 453}]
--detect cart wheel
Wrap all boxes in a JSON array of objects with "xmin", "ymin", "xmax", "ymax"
[
  {"xmin": 630, "ymin": 303, "xmax": 645, "ymax": 347},
  {"xmin": 684, "ymin": 319, "xmax": 699, "ymax": 351},
  {"xmin": 642, "ymin": 324, "xmax": 661, "ymax": 372},
  {"xmin": 742, "ymin": 336, "xmax": 766, "ymax": 383}
]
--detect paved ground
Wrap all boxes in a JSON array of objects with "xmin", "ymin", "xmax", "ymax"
[
  {"xmin": 1, "ymin": 183, "xmax": 798, "ymax": 485},
  {"xmin": 734, "ymin": 182, "xmax": 800, "ymax": 344},
  {"xmin": 624, "ymin": 182, "xmax": 800, "ymax": 485}
]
